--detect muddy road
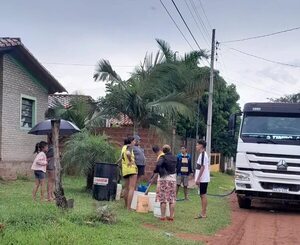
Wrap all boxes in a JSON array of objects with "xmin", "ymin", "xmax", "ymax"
[{"xmin": 206, "ymin": 196, "xmax": 300, "ymax": 245}]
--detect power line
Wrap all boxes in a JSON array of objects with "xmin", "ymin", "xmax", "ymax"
[
  {"xmin": 170, "ymin": 0, "xmax": 203, "ymax": 51},
  {"xmin": 221, "ymin": 74, "xmax": 283, "ymax": 97},
  {"xmin": 223, "ymin": 46, "xmax": 300, "ymax": 68},
  {"xmin": 42, "ymin": 62, "xmax": 136, "ymax": 67},
  {"xmin": 197, "ymin": 0, "xmax": 212, "ymax": 30},
  {"xmin": 220, "ymin": 26, "xmax": 300, "ymax": 44},
  {"xmin": 183, "ymin": 0, "xmax": 210, "ymax": 46},
  {"xmin": 189, "ymin": 0, "xmax": 210, "ymax": 37},
  {"xmin": 215, "ymin": 51, "xmax": 284, "ymax": 96},
  {"xmin": 159, "ymin": 0, "xmax": 195, "ymax": 50}
]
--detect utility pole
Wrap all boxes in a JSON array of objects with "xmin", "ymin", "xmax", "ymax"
[{"xmin": 206, "ymin": 29, "xmax": 216, "ymax": 157}]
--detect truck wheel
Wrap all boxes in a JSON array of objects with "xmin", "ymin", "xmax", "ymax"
[{"xmin": 237, "ymin": 195, "xmax": 251, "ymax": 209}]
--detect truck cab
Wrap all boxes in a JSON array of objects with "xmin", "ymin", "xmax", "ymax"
[{"xmin": 233, "ymin": 103, "xmax": 300, "ymax": 208}]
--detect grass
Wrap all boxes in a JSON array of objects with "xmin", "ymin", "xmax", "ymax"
[{"xmin": 0, "ymin": 173, "xmax": 234, "ymax": 245}]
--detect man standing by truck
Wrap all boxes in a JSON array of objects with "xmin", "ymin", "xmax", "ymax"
[{"xmin": 195, "ymin": 140, "xmax": 210, "ymax": 219}]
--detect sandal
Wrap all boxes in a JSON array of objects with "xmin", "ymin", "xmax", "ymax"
[
  {"xmin": 160, "ymin": 217, "xmax": 167, "ymax": 221},
  {"xmin": 167, "ymin": 217, "xmax": 174, "ymax": 222},
  {"xmin": 194, "ymin": 214, "xmax": 207, "ymax": 219}
]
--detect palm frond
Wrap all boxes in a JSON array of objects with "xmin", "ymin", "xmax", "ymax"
[
  {"xmin": 93, "ymin": 59, "xmax": 122, "ymax": 83},
  {"xmin": 156, "ymin": 38, "xmax": 174, "ymax": 62}
]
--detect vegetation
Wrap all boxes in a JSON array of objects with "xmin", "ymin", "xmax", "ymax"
[
  {"xmin": 46, "ymin": 96, "xmax": 105, "ymax": 130},
  {"xmin": 0, "ymin": 173, "xmax": 234, "ymax": 245},
  {"xmin": 62, "ymin": 131, "xmax": 119, "ymax": 190},
  {"xmin": 270, "ymin": 93, "xmax": 300, "ymax": 103},
  {"xmin": 95, "ymin": 39, "xmax": 240, "ymax": 156}
]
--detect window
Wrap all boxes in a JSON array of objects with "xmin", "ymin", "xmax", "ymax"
[{"xmin": 20, "ymin": 96, "xmax": 36, "ymax": 129}]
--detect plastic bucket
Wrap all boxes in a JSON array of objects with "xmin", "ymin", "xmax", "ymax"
[
  {"xmin": 137, "ymin": 184, "xmax": 148, "ymax": 193},
  {"xmin": 136, "ymin": 195, "xmax": 149, "ymax": 213},
  {"xmin": 130, "ymin": 191, "xmax": 144, "ymax": 210},
  {"xmin": 115, "ymin": 184, "xmax": 122, "ymax": 201},
  {"xmin": 153, "ymin": 201, "xmax": 170, "ymax": 217},
  {"xmin": 148, "ymin": 192, "xmax": 156, "ymax": 212}
]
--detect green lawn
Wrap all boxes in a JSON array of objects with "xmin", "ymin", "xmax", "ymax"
[{"xmin": 0, "ymin": 173, "xmax": 233, "ymax": 245}]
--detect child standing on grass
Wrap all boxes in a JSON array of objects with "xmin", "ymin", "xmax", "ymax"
[{"xmin": 31, "ymin": 141, "xmax": 48, "ymax": 201}]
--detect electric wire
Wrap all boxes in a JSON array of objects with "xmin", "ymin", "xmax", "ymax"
[
  {"xmin": 220, "ymin": 26, "xmax": 300, "ymax": 44},
  {"xmin": 183, "ymin": 0, "xmax": 210, "ymax": 46},
  {"xmin": 170, "ymin": 0, "xmax": 203, "ymax": 51},
  {"xmin": 197, "ymin": 0, "xmax": 213, "ymax": 30},
  {"xmin": 159, "ymin": 0, "xmax": 195, "ymax": 50}
]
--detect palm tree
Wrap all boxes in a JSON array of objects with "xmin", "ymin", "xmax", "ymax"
[
  {"xmin": 94, "ymin": 39, "xmax": 209, "ymax": 133},
  {"xmin": 46, "ymin": 96, "xmax": 105, "ymax": 130}
]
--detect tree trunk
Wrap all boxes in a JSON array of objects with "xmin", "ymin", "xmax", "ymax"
[
  {"xmin": 52, "ymin": 119, "xmax": 67, "ymax": 208},
  {"xmin": 171, "ymin": 124, "xmax": 176, "ymax": 154},
  {"xmin": 133, "ymin": 120, "xmax": 138, "ymax": 135},
  {"xmin": 86, "ymin": 165, "xmax": 95, "ymax": 191},
  {"xmin": 195, "ymin": 96, "xmax": 200, "ymax": 140}
]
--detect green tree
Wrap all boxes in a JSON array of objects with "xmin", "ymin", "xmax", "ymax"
[
  {"xmin": 94, "ymin": 39, "xmax": 208, "ymax": 136},
  {"xmin": 270, "ymin": 93, "xmax": 300, "ymax": 103},
  {"xmin": 46, "ymin": 96, "xmax": 105, "ymax": 129}
]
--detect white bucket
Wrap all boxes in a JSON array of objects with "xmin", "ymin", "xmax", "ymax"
[
  {"xmin": 153, "ymin": 201, "xmax": 170, "ymax": 218},
  {"xmin": 130, "ymin": 191, "xmax": 144, "ymax": 210},
  {"xmin": 147, "ymin": 192, "xmax": 156, "ymax": 212},
  {"xmin": 115, "ymin": 184, "xmax": 122, "ymax": 201}
]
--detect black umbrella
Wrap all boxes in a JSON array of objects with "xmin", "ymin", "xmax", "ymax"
[{"xmin": 28, "ymin": 119, "xmax": 80, "ymax": 135}]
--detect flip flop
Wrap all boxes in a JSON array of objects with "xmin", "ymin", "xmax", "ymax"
[
  {"xmin": 194, "ymin": 214, "xmax": 207, "ymax": 219},
  {"xmin": 167, "ymin": 217, "xmax": 174, "ymax": 222}
]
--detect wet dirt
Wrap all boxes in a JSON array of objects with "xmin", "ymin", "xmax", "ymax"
[{"xmin": 144, "ymin": 196, "xmax": 300, "ymax": 244}]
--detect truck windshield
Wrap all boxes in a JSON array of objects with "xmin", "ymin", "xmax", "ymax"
[{"xmin": 241, "ymin": 113, "xmax": 300, "ymax": 145}]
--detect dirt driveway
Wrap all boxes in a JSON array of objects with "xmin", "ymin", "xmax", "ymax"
[{"xmin": 200, "ymin": 196, "xmax": 300, "ymax": 245}]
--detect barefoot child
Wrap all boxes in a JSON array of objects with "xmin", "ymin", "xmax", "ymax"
[{"xmin": 31, "ymin": 141, "xmax": 48, "ymax": 201}]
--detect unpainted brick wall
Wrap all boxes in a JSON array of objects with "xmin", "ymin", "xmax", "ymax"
[
  {"xmin": 0, "ymin": 54, "xmax": 47, "ymax": 179},
  {"xmin": 95, "ymin": 127, "xmax": 166, "ymax": 180}
]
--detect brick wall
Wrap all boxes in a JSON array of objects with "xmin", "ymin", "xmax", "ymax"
[
  {"xmin": 0, "ymin": 55, "xmax": 3, "ymax": 161},
  {"xmin": 95, "ymin": 127, "xmax": 165, "ymax": 180},
  {"xmin": 0, "ymin": 54, "xmax": 47, "ymax": 180}
]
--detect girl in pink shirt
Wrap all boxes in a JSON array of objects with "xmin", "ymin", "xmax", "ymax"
[{"xmin": 31, "ymin": 141, "xmax": 48, "ymax": 201}]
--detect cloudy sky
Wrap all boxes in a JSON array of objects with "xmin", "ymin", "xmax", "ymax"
[{"xmin": 1, "ymin": 0, "xmax": 300, "ymax": 107}]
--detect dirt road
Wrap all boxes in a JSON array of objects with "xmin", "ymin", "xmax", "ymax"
[
  {"xmin": 204, "ymin": 196, "xmax": 300, "ymax": 245},
  {"xmin": 145, "ymin": 195, "xmax": 300, "ymax": 244}
]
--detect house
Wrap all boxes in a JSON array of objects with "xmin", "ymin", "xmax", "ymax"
[{"xmin": 0, "ymin": 37, "xmax": 66, "ymax": 180}]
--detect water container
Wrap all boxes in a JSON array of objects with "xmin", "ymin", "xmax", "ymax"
[
  {"xmin": 115, "ymin": 184, "xmax": 122, "ymax": 201},
  {"xmin": 130, "ymin": 191, "xmax": 144, "ymax": 210},
  {"xmin": 137, "ymin": 184, "xmax": 148, "ymax": 193},
  {"xmin": 147, "ymin": 192, "xmax": 156, "ymax": 212},
  {"xmin": 93, "ymin": 162, "xmax": 118, "ymax": 201},
  {"xmin": 136, "ymin": 195, "xmax": 149, "ymax": 213},
  {"xmin": 153, "ymin": 201, "xmax": 170, "ymax": 217}
]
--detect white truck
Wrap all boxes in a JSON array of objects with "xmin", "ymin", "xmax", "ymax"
[{"xmin": 230, "ymin": 102, "xmax": 300, "ymax": 208}]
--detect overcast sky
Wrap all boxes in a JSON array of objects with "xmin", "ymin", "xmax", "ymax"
[{"xmin": 1, "ymin": 0, "xmax": 300, "ymax": 107}]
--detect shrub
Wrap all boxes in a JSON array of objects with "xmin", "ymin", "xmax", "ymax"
[
  {"xmin": 62, "ymin": 131, "xmax": 119, "ymax": 190},
  {"xmin": 89, "ymin": 204, "xmax": 117, "ymax": 225}
]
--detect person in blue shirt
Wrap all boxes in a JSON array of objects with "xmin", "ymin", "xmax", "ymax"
[{"xmin": 176, "ymin": 146, "xmax": 193, "ymax": 200}]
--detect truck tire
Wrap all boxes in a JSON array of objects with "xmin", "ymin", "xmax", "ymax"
[{"xmin": 237, "ymin": 195, "xmax": 251, "ymax": 209}]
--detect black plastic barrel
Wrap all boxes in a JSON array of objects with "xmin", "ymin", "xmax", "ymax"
[{"xmin": 93, "ymin": 162, "xmax": 118, "ymax": 201}]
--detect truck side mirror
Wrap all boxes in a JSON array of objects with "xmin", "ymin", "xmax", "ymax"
[{"xmin": 228, "ymin": 114, "xmax": 237, "ymax": 137}]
